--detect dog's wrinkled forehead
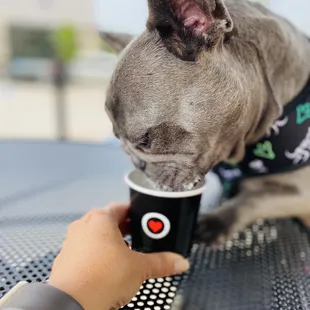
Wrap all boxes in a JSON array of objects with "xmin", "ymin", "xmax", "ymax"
[
  {"xmin": 107, "ymin": 33, "xmax": 192, "ymax": 131},
  {"xmin": 106, "ymin": 33, "xmax": 235, "ymax": 143},
  {"xmin": 106, "ymin": 0, "xmax": 235, "ymax": 136}
]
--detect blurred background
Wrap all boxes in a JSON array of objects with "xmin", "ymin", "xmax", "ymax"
[{"xmin": 0, "ymin": 0, "xmax": 309, "ymax": 143}]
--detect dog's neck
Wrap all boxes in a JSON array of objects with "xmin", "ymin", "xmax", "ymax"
[
  {"xmin": 250, "ymin": 38, "xmax": 310, "ymax": 142},
  {"xmin": 225, "ymin": 10, "xmax": 310, "ymax": 164}
]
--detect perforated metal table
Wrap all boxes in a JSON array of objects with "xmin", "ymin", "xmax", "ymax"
[{"xmin": 1, "ymin": 141, "xmax": 310, "ymax": 310}]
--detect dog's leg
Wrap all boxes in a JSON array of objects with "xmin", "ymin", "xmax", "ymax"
[{"xmin": 196, "ymin": 193, "xmax": 310, "ymax": 245}]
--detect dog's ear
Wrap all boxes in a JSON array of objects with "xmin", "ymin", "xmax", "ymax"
[{"xmin": 147, "ymin": 0, "xmax": 233, "ymax": 61}]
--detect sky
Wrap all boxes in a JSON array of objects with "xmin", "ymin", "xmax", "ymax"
[
  {"xmin": 95, "ymin": 0, "xmax": 148, "ymax": 35},
  {"xmin": 269, "ymin": 0, "xmax": 310, "ymax": 35},
  {"xmin": 95, "ymin": 0, "xmax": 310, "ymax": 36}
]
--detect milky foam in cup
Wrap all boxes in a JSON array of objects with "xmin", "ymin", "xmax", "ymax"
[{"xmin": 125, "ymin": 169, "xmax": 205, "ymax": 257}]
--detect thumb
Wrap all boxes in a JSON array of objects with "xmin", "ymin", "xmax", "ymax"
[{"xmin": 138, "ymin": 252, "xmax": 190, "ymax": 280}]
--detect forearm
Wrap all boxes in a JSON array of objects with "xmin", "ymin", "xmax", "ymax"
[{"xmin": 0, "ymin": 282, "xmax": 83, "ymax": 310}]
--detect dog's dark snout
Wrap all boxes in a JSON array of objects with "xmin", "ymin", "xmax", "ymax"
[
  {"xmin": 137, "ymin": 160, "xmax": 146, "ymax": 171},
  {"xmin": 132, "ymin": 156, "xmax": 146, "ymax": 171}
]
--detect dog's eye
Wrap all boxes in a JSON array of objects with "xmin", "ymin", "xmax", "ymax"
[{"xmin": 136, "ymin": 132, "xmax": 152, "ymax": 151}]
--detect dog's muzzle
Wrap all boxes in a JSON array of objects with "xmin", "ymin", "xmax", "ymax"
[
  {"xmin": 131, "ymin": 156, "xmax": 146, "ymax": 171},
  {"xmin": 121, "ymin": 140, "xmax": 147, "ymax": 171}
]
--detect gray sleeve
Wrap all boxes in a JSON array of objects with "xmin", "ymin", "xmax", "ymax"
[{"xmin": 1, "ymin": 282, "xmax": 84, "ymax": 310}]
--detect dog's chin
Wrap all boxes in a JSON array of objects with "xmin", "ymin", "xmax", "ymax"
[
  {"xmin": 163, "ymin": 175, "xmax": 203, "ymax": 192},
  {"xmin": 145, "ymin": 172, "xmax": 204, "ymax": 192}
]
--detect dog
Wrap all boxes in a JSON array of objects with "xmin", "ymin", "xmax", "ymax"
[{"xmin": 105, "ymin": 0, "xmax": 310, "ymax": 244}]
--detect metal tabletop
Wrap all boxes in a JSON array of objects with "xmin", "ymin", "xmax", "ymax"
[{"xmin": 1, "ymin": 141, "xmax": 310, "ymax": 310}]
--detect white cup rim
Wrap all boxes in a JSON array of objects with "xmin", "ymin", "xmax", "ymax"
[{"xmin": 124, "ymin": 170, "xmax": 205, "ymax": 198}]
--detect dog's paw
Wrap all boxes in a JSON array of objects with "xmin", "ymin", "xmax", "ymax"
[
  {"xmin": 195, "ymin": 209, "xmax": 237, "ymax": 246},
  {"xmin": 195, "ymin": 214, "xmax": 229, "ymax": 245}
]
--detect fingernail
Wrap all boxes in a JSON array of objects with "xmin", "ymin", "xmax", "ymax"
[{"xmin": 174, "ymin": 259, "xmax": 190, "ymax": 274}]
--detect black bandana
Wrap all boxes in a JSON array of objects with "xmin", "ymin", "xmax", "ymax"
[{"xmin": 214, "ymin": 76, "xmax": 310, "ymax": 198}]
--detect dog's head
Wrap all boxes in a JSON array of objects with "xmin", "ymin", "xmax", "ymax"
[{"xmin": 106, "ymin": 0, "xmax": 259, "ymax": 191}]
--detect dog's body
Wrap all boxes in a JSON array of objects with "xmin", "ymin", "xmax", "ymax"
[{"xmin": 106, "ymin": 0, "xmax": 310, "ymax": 244}]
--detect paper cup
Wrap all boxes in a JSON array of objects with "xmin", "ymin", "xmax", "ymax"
[{"xmin": 125, "ymin": 170, "xmax": 205, "ymax": 257}]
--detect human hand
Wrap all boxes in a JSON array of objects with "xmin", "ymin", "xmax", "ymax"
[{"xmin": 49, "ymin": 203, "xmax": 190, "ymax": 310}]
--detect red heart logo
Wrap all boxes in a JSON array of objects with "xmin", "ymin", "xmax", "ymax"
[{"xmin": 147, "ymin": 219, "xmax": 164, "ymax": 233}]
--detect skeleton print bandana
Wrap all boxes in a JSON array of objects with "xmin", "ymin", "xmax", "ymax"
[{"xmin": 214, "ymin": 76, "xmax": 310, "ymax": 198}]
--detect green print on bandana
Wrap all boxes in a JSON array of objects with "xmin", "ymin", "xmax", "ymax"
[
  {"xmin": 223, "ymin": 182, "xmax": 232, "ymax": 195},
  {"xmin": 253, "ymin": 141, "xmax": 276, "ymax": 160},
  {"xmin": 296, "ymin": 103, "xmax": 310, "ymax": 125}
]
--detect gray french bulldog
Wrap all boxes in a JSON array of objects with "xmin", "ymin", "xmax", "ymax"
[{"xmin": 105, "ymin": 0, "xmax": 310, "ymax": 244}]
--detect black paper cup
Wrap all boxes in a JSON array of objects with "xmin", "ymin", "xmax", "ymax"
[{"xmin": 125, "ymin": 170, "xmax": 205, "ymax": 257}]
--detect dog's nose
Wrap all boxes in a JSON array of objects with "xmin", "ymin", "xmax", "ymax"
[
  {"xmin": 135, "ymin": 159, "xmax": 146, "ymax": 171},
  {"xmin": 138, "ymin": 160, "xmax": 146, "ymax": 171}
]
